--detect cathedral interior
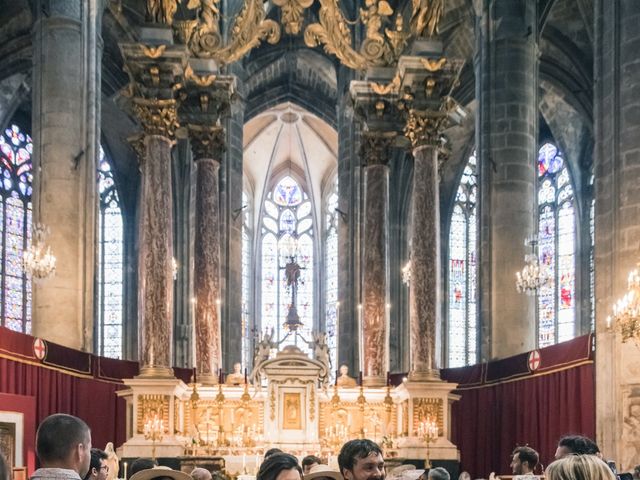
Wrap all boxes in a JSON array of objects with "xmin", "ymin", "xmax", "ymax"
[{"xmin": 0, "ymin": 0, "xmax": 639, "ymax": 478}]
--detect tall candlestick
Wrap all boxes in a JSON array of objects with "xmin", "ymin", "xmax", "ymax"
[{"xmin": 357, "ymin": 303, "xmax": 363, "ymax": 372}]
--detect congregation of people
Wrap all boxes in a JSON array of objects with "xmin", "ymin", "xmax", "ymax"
[{"xmin": 0, "ymin": 414, "xmax": 632, "ymax": 480}]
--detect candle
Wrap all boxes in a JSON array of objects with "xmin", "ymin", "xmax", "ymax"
[
  {"xmin": 123, "ymin": 462, "xmax": 127, "ymax": 480},
  {"xmin": 358, "ymin": 304, "xmax": 364, "ymax": 373},
  {"xmin": 242, "ymin": 453, "xmax": 246, "ymax": 472},
  {"xmin": 216, "ymin": 298, "xmax": 221, "ymax": 323}
]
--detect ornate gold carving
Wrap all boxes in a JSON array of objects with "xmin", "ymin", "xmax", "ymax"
[
  {"xmin": 136, "ymin": 394, "xmax": 170, "ymax": 434},
  {"xmin": 309, "ymin": 385, "xmax": 316, "ymax": 421},
  {"xmin": 404, "ymin": 109, "xmax": 448, "ymax": 149},
  {"xmin": 421, "ymin": 57, "xmax": 447, "ymax": 72},
  {"xmin": 371, "ymin": 72, "xmax": 401, "ymax": 96},
  {"xmin": 273, "ymin": 0, "xmax": 313, "ymax": 35},
  {"xmin": 282, "ymin": 392, "xmax": 302, "ymax": 430},
  {"xmin": 269, "ymin": 385, "xmax": 276, "ymax": 421},
  {"xmin": 149, "ymin": 66, "xmax": 160, "ymax": 87},
  {"xmin": 146, "ymin": 0, "xmax": 179, "ymax": 25},
  {"xmin": 188, "ymin": 124, "xmax": 225, "ymax": 160},
  {"xmin": 410, "ymin": 0, "xmax": 444, "ymax": 38},
  {"xmin": 402, "ymin": 399, "xmax": 409, "ymax": 435},
  {"xmin": 185, "ymin": 64, "xmax": 217, "ymax": 87},
  {"xmin": 141, "ymin": 44, "xmax": 167, "ymax": 59},
  {"xmin": 132, "ymin": 98, "xmax": 180, "ymax": 138},
  {"xmin": 319, "ymin": 398, "xmax": 397, "ymax": 441},
  {"xmin": 412, "ymin": 397, "xmax": 443, "ymax": 435},
  {"xmin": 360, "ymin": 131, "xmax": 396, "ymax": 166},
  {"xmin": 128, "ymin": 133, "xmax": 146, "ymax": 162},
  {"xmin": 173, "ymin": 19, "xmax": 199, "ymax": 45}
]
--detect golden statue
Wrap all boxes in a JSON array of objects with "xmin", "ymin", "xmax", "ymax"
[
  {"xmin": 410, "ymin": 0, "xmax": 444, "ymax": 38},
  {"xmin": 225, "ymin": 362, "xmax": 245, "ymax": 385},
  {"xmin": 146, "ymin": 0, "xmax": 179, "ymax": 25},
  {"xmin": 336, "ymin": 364, "xmax": 357, "ymax": 387}
]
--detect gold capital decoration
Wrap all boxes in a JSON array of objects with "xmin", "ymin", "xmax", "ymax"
[
  {"xmin": 132, "ymin": 98, "xmax": 180, "ymax": 138},
  {"xmin": 404, "ymin": 109, "xmax": 448, "ymax": 149},
  {"xmin": 360, "ymin": 131, "xmax": 396, "ymax": 166},
  {"xmin": 188, "ymin": 124, "xmax": 226, "ymax": 160},
  {"xmin": 141, "ymin": 44, "xmax": 167, "ymax": 59},
  {"xmin": 127, "ymin": 133, "xmax": 146, "ymax": 164},
  {"xmin": 185, "ymin": 64, "xmax": 217, "ymax": 87}
]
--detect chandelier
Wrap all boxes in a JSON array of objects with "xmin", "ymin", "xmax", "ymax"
[
  {"xmin": 23, "ymin": 223, "xmax": 56, "ymax": 280},
  {"xmin": 607, "ymin": 264, "xmax": 640, "ymax": 343},
  {"xmin": 516, "ymin": 236, "xmax": 547, "ymax": 295}
]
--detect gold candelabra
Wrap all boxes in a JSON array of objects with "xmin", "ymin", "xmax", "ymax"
[
  {"xmin": 357, "ymin": 385, "xmax": 367, "ymax": 439},
  {"xmin": 607, "ymin": 263, "xmax": 640, "ymax": 343},
  {"xmin": 143, "ymin": 413, "xmax": 164, "ymax": 459},
  {"xmin": 417, "ymin": 416, "xmax": 438, "ymax": 468}
]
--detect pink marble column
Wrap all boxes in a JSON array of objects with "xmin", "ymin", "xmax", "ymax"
[
  {"xmin": 190, "ymin": 125, "xmax": 225, "ymax": 385},
  {"xmin": 361, "ymin": 132, "xmax": 394, "ymax": 387},
  {"xmin": 408, "ymin": 124, "xmax": 441, "ymax": 381},
  {"xmin": 136, "ymin": 101, "xmax": 177, "ymax": 377}
]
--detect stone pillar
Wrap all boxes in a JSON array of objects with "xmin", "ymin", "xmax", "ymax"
[
  {"xmin": 594, "ymin": 0, "xmax": 640, "ymax": 469},
  {"xmin": 120, "ymin": 40, "xmax": 186, "ymax": 377},
  {"xmin": 31, "ymin": 0, "xmax": 99, "ymax": 350},
  {"xmin": 476, "ymin": 0, "xmax": 538, "ymax": 358},
  {"xmin": 408, "ymin": 133, "xmax": 441, "ymax": 380},
  {"xmin": 360, "ymin": 132, "xmax": 394, "ymax": 387},
  {"xmin": 190, "ymin": 126, "xmax": 225, "ymax": 385}
]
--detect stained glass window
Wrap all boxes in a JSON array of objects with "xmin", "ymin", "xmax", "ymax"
[
  {"xmin": 325, "ymin": 178, "xmax": 338, "ymax": 380},
  {"xmin": 261, "ymin": 176, "xmax": 314, "ymax": 353},
  {"xmin": 242, "ymin": 191, "xmax": 252, "ymax": 367},
  {"xmin": 0, "ymin": 124, "xmax": 32, "ymax": 333},
  {"xmin": 537, "ymin": 142, "xmax": 576, "ymax": 347},
  {"xmin": 97, "ymin": 146, "xmax": 124, "ymax": 358},
  {"xmin": 447, "ymin": 151, "xmax": 477, "ymax": 367}
]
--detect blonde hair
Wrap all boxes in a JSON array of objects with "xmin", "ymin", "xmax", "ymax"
[{"xmin": 546, "ymin": 455, "xmax": 616, "ymax": 480}]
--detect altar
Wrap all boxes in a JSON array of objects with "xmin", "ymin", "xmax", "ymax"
[{"xmin": 116, "ymin": 345, "xmax": 460, "ymax": 474}]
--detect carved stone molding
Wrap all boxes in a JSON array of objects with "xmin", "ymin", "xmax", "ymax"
[
  {"xmin": 132, "ymin": 98, "xmax": 180, "ymax": 138},
  {"xmin": 188, "ymin": 124, "xmax": 226, "ymax": 161}
]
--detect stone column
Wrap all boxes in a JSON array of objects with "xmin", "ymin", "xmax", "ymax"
[
  {"xmin": 190, "ymin": 126, "xmax": 225, "ymax": 385},
  {"xmin": 138, "ymin": 118, "xmax": 176, "ymax": 377},
  {"xmin": 360, "ymin": 132, "xmax": 393, "ymax": 387},
  {"xmin": 120, "ymin": 40, "xmax": 186, "ymax": 377},
  {"xmin": 594, "ymin": 0, "xmax": 640, "ymax": 469},
  {"xmin": 476, "ymin": 0, "xmax": 538, "ymax": 358},
  {"xmin": 31, "ymin": 0, "xmax": 99, "ymax": 350},
  {"xmin": 407, "ymin": 124, "xmax": 441, "ymax": 380}
]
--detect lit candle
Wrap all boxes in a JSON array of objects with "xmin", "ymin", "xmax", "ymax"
[
  {"xmin": 358, "ymin": 303, "xmax": 364, "ymax": 373},
  {"xmin": 606, "ymin": 316, "xmax": 612, "ymax": 330},
  {"xmin": 242, "ymin": 453, "xmax": 246, "ymax": 472},
  {"xmin": 216, "ymin": 298, "xmax": 222, "ymax": 324},
  {"xmin": 123, "ymin": 462, "xmax": 127, "ymax": 480}
]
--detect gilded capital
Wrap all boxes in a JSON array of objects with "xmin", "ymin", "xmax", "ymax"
[
  {"xmin": 188, "ymin": 124, "xmax": 226, "ymax": 161},
  {"xmin": 404, "ymin": 109, "xmax": 447, "ymax": 149},
  {"xmin": 127, "ymin": 133, "xmax": 146, "ymax": 164},
  {"xmin": 132, "ymin": 98, "xmax": 180, "ymax": 138},
  {"xmin": 360, "ymin": 131, "xmax": 396, "ymax": 167}
]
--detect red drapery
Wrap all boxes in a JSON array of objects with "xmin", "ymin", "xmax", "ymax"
[{"xmin": 442, "ymin": 335, "xmax": 595, "ymax": 479}]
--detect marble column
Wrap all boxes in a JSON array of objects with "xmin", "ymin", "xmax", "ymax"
[
  {"xmin": 134, "ymin": 99, "xmax": 179, "ymax": 377},
  {"xmin": 31, "ymin": 0, "xmax": 99, "ymax": 350},
  {"xmin": 594, "ymin": 0, "xmax": 640, "ymax": 469},
  {"xmin": 408, "ymin": 131, "xmax": 441, "ymax": 380},
  {"xmin": 190, "ymin": 125, "xmax": 225, "ymax": 385},
  {"xmin": 476, "ymin": 0, "xmax": 538, "ymax": 358},
  {"xmin": 361, "ymin": 132, "xmax": 393, "ymax": 387}
]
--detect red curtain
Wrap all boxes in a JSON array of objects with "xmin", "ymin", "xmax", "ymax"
[
  {"xmin": 0, "ymin": 357, "xmax": 128, "ymax": 454},
  {"xmin": 443, "ymin": 337, "xmax": 595, "ymax": 479}
]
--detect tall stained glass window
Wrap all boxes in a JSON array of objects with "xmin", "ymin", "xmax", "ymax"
[
  {"xmin": 242, "ymin": 191, "xmax": 252, "ymax": 367},
  {"xmin": 261, "ymin": 176, "xmax": 314, "ymax": 352},
  {"xmin": 325, "ymin": 178, "xmax": 338, "ymax": 378},
  {"xmin": 447, "ymin": 151, "xmax": 477, "ymax": 367},
  {"xmin": 537, "ymin": 142, "xmax": 576, "ymax": 347},
  {"xmin": 0, "ymin": 124, "xmax": 32, "ymax": 333},
  {"xmin": 97, "ymin": 147, "xmax": 124, "ymax": 358}
]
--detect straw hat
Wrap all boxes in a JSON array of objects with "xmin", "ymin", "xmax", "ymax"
[
  {"xmin": 130, "ymin": 466, "xmax": 193, "ymax": 480},
  {"xmin": 399, "ymin": 470, "xmax": 425, "ymax": 480},
  {"xmin": 304, "ymin": 464, "xmax": 343, "ymax": 480},
  {"xmin": 388, "ymin": 466, "xmax": 417, "ymax": 480}
]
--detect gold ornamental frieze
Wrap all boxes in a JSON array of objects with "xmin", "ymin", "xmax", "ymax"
[
  {"xmin": 184, "ymin": 398, "xmax": 264, "ymax": 442},
  {"xmin": 136, "ymin": 394, "xmax": 170, "ymax": 434},
  {"xmin": 131, "ymin": 98, "xmax": 180, "ymax": 138},
  {"xmin": 412, "ymin": 397, "xmax": 443, "ymax": 435},
  {"xmin": 318, "ymin": 399, "xmax": 397, "ymax": 441}
]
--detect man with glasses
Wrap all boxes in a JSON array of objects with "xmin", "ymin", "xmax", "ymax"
[{"xmin": 83, "ymin": 450, "xmax": 109, "ymax": 480}]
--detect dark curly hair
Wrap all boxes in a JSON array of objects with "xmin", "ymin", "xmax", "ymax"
[{"xmin": 257, "ymin": 453, "xmax": 302, "ymax": 480}]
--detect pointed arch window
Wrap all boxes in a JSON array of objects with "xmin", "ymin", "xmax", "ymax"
[
  {"xmin": 0, "ymin": 124, "xmax": 32, "ymax": 333},
  {"xmin": 447, "ymin": 151, "xmax": 478, "ymax": 367},
  {"xmin": 260, "ymin": 176, "xmax": 314, "ymax": 352},
  {"xmin": 537, "ymin": 142, "xmax": 576, "ymax": 347},
  {"xmin": 325, "ymin": 177, "xmax": 338, "ymax": 378},
  {"xmin": 97, "ymin": 147, "xmax": 124, "ymax": 358}
]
